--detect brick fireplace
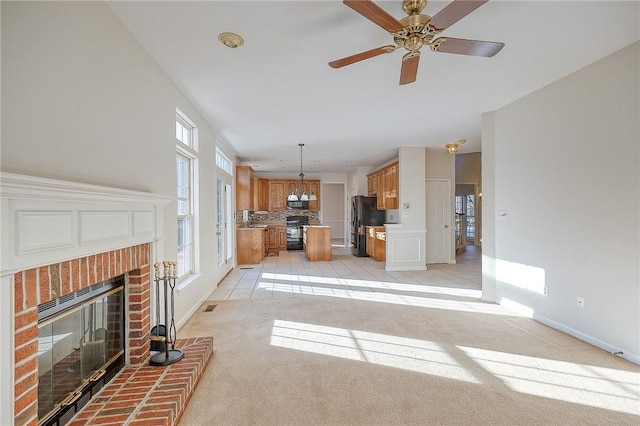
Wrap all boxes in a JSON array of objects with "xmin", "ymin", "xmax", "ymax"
[
  {"xmin": 2, "ymin": 174, "xmax": 214, "ymax": 426},
  {"xmin": 14, "ymin": 244, "xmax": 152, "ymax": 425}
]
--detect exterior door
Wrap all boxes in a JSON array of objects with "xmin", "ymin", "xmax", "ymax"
[
  {"xmin": 426, "ymin": 179, "xmax": 453, "ymax": 263},
  {"xmin": 216, "ymin": 172, "xmax": 233, "ymax": 280},
  {"xmin": 216, "ymin": 176, "xmax": 226, "ymax": 267}
]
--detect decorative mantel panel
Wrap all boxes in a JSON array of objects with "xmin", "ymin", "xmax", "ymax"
[
  {"xmin": 1, "ymin": 173, "xmax": 172, "ymax": 275},
  {"xmin": 0, "ymin": 173, "xmax": 173, "ymax": 425}
]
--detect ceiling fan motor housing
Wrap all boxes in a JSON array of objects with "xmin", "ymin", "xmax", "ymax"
[
  {"xmin": 394, "ymin": 14, "xmax": 439, "ymax": 51},
  {"xmin": 402, "ymin": 0, "xmax": 427, "ymax": 15}
]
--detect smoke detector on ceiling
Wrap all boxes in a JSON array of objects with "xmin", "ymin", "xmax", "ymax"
[{"xmin": 218, "ymin": 32, "xmax": 244, "ymax": 48}]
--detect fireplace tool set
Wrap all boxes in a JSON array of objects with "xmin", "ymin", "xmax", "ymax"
[{"xmin": 150, "ymin": 261, "xmax": 184, "ymax": 366}]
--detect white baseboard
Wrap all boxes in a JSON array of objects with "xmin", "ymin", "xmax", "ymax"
[{"xmin": 533, "ymin": 312, "xmax": 639, "ymax": 365}]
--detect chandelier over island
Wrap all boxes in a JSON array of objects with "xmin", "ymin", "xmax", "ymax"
[{"xmin": 287, "ymin": 143, "xmax": 317, "ymax": 202}]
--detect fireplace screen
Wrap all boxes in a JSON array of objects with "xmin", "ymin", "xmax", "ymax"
[{"xmin": 38, "ymin": 277, "xmax": 125, "ymax": 425}]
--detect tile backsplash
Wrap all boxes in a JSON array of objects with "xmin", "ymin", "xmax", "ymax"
[{"xmin": 236, "ymin": 210, "xmax": 319, "ymax": 224}]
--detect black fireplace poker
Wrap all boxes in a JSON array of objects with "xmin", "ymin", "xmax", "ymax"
[{"xmin": 150, "ymin": 261, "xmax": 184, "ymax": 367}]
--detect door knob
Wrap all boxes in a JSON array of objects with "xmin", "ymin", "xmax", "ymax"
[{"xmin": 444, "ymin": 224, "xmax": 449, "ymax": 228}]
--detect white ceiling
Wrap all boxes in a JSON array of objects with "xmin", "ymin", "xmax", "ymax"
[{"xmin": 107, "ymin": 1, "xmax": 639, "ymax": 173}]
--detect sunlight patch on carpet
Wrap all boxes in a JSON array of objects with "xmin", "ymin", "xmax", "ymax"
[
  {"xmin": 459, "ymin": 345, "xmax": 640, "ymax": 415},
  {"xmin": 270, "ymin": 319, "xmax": 480, "ymax": 383},
  {"xmin": 257, "ymin": 280, "xmax": 515, "ymax": 316},
  {"xmin": 261, "ymin": 272, "xmax": 481, "ymax": 299}
]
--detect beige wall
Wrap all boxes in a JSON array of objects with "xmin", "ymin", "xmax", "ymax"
[
  {"xmin": 1, "ymin": 4, "xmax": 232, "ymax": 419},
  {"xmin": 455, "ymin": 152, "xmax": 482, "ymax": 183},
  {"xmin": 484, "ymin": 41, "xmax": 639, "ymax": 363}
]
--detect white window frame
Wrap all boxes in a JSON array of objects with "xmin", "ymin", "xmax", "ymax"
[
  {"xmin": 216, "ymin": 148, "xmax": 233, "ymax": 175},
  {"xmin": 176, "ymin": 109, "xmax": 199, "ymax": 283}
]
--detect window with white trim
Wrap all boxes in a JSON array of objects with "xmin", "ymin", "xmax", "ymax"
[
  {"xmin": 216, "ymin": 148, "xmax": 233, "ymax": 175},
  {"xmin": 176, "ymin": 110, "xmax": 198, "ymax": 279}
]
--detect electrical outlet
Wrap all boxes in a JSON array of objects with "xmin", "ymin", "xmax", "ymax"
[
  {"xmin": 543, "ymin": 286, "xmax": 548, "ymax": 297},
  {"xmin": 577, "ymin": 296, "xmax": 585, "ymax": 308}
]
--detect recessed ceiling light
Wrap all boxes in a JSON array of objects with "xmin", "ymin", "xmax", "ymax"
[
  {"xmin": 346, "ymin": 160, "xmax": 353, "ymax": 164},
  {"xmin": 218, "ymin": 32, "xmax": 244, "ymax": 48}
]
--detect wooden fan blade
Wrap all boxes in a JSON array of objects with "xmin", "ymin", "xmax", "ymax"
[
  {"xmin": 432, "ymin": 37, "xmax": 504, "ymax": 57},
  {"xmin": 399, "ymin": 51, "xmax": 420, "ymax": 85},
  {"xmin": 329, "ymin": 45, "xmax": 396, "ymax": 68},
  {"xmin": 343, "ymin": 0, "xmax": 405, "ymax": 33},
  {"xmin": 429, "ymin": 0, "xmax": 488, "ymax": 31}
]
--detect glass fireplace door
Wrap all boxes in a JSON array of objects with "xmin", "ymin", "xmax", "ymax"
[{"xmin": 38, "ymin": 286, "xmax": 124, "ymax": 425}]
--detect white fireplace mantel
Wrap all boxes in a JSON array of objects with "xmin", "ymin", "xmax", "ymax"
[
  {"xmin": 1, "ymin": 172, "xmax": 173, "ymax": 276},
  {"xmin": 1, "ymin": 172, "xmax": 173, "ymax": 424}
]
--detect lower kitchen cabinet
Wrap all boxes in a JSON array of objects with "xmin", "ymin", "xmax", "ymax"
[
  {"xmin": 266, "ymin": 224, "xmax": 287, "ymax": 253},
  {"xmin": 237, "ymin": 228, "xmax": 265, "ymax": 264},
  {"xmin": 366, "ymin": 226, "xmax": 385, "ymax": 261},
  {"xmin": 303, "ymin": 226, "xmax": 331, "ymax": 261}
]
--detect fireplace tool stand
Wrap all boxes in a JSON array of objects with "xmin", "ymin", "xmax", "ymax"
[{"xmin": 150, "ymin": 261, "xmax": 184, "ymax": 366}]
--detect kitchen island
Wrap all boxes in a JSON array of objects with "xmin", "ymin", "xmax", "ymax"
[{"xmin": 303, "ymin": 225, "xmax": 331, "ymax": 261}]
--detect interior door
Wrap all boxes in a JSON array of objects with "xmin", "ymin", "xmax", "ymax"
[{"xmin": 426, "ymin": 179, "xmax": 453, "ymax": 264}]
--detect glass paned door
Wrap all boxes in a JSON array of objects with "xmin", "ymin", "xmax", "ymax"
[{"xmin": 216, "ymin": 176, "xmax": 225, "ymax": 266}]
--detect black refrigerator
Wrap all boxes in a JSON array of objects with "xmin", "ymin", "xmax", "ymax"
[{"xmin": 351, "ymin": 195, "xmax": 386, "ymax": 257}]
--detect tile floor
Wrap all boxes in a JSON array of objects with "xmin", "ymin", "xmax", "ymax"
[{"xmin": 210, "ymin": 244, "xmax": 481, "ymax": 301}]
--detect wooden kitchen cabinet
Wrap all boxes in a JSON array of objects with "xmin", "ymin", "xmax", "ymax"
[
  {"xmin": 303, "ymin": 226, "xmax": 331, "ymax": 261},
  {"xmin": 252, "ymin": 178, "xmax": 269, "ymax": 212},
  {"xmin": 277, "ymin": 225, "xmax": 287, "ymax": 249},
  {"xmin": 237, "ymin": 228, "xmax": 265, "ymax": 264},
  {"xmin": 376, "ymin": 171, "xmax": 385, "ymax": 209},
  {"xmin": 384, "ymin": 162, "xmax": 398, "ymax": 209},
  {"xmin": 366, "ymin": 226, "xmax": 385, "ymax": 260},
  {"xmin": 286, "ymin": 180, "xmax": 301, "ymax": 198},
  {"xmin": 367, "ymin": 161, "xmax": 398, "ymax": 210},
  {"xmin": 308, "ymin": 180, "xmax": 320, "ymax": 211},
  {"xmin": 269, "ymin": 180, "xmax": 286, "ymax": 210},
  {"xmin": 266, "ymin": 224, "xmax": 287, "ymax": 253},
  {"xmin": 248, "ymin": 177, "xmax": 321, "ymax": 211},
  {"xmin": 236, "ymin": 166, "xmax": 254, "ymax": 211},
  {"xmin": 367, "ymin": 173, "xmax": 377, "ymax": 195},
  {"xmin": 255, "ymin": 178, "xmax": 269, "ymax": 211}
]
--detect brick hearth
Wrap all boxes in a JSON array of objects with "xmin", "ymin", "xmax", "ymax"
[{"xmin": 69, "ymin": 337, "xmax": 213, "ymax": 426}]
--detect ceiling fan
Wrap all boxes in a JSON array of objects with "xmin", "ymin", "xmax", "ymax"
[{"xmin": 328, "ymin": 0, "xmax": 505, "ymax": 85}]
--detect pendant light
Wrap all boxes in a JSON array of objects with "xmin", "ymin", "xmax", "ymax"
[{"xmin": 287, "ymin": 143, "xmax": 317, "ymax": 202}]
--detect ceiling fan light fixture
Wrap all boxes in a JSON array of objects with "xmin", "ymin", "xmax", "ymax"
[
  {"xmin": 218, "ymin": 32, "xmax": 244, "ymax": 48},
  {"xmin": 445, "ymin": 139, "xmax": 466, "ymax": 154}
]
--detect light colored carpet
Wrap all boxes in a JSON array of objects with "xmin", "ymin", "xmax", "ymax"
[{"xmin": 178, "ymin": 294, "xmax": 639, "ymax": 425}]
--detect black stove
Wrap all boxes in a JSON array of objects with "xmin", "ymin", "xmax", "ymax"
[{"xmin": 286, "ymin": 215, "xmax": 309, "ymax": 250}]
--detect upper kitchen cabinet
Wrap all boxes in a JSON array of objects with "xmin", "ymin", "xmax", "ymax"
[
  {"xmin": 367, "ymin": 173, "xmax": 378, "ymax": 196},
  {"xmin": 269, "ymin": 180, "xmax": 286, "ymax": 210},
  {"xmin": 286, "ymin": 180, "xmax": 303, "ymax": 199},
  {"xmin": 253, "ymin": 178, "xmax": 269, "ymax": 211},
  {"xmin": 367, "ymin": 161, "xmax": 398, "ymax": 210},
  {"xmin": 308, "ymin": 180, "xmax": 320, "ymax": 211},
  {"xmin": 236, "ymin": 166, "xmax": 254, "ymax": 211},
  {"xmin": 285, "ymin": 179, "xmax": 320, "ymax": 211}
]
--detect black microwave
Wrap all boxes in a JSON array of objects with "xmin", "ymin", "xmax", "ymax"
[{"xmin": 287, "ymin": 200, "xmax": 309, "ymax": 210}]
